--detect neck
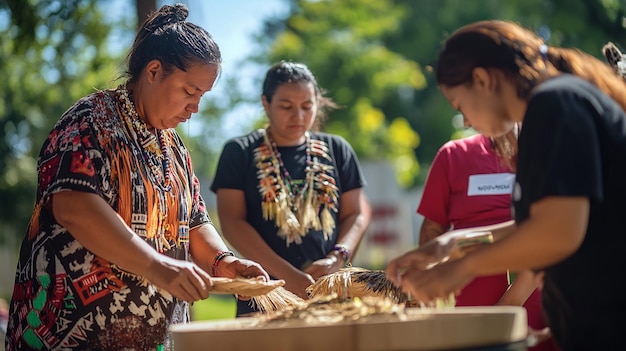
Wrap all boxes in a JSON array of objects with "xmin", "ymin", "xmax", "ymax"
[
  {"xmin": 126, "ymin": 82, "xmax": 153, "ymax": 129},
  {"xmin": 267, "ymin": 128, "xmax": 307, "ymax": 146},
  {"xmin": 502, "ymin": 84, "xmax": 528, "ymax": 123}
]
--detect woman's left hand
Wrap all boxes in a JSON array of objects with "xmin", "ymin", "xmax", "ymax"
[
  {"xmin": 215, "ymin": 256, "xmax": 270, "ymax": 282},
  {"xmin": 304, "ymin": 254, "xmax": 343, "ymax": 280},
  {"xmin": 213, "ymin": 257, "xmax": 270, "ymax": 301}
]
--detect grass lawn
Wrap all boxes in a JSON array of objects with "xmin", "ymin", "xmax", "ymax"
[{"xmin": 190, "ymin": 294, "xmax": 237, "ymax": 321}]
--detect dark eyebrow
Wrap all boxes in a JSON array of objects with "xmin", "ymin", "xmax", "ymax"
[{"xmin": 190, "ymin": 83, "xmax": 210, "ymax": 93}]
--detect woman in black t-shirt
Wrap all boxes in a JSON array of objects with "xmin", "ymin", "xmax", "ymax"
[
  {"xmin": 386, "ymin": 20, "xmax": 626, "ymax": 351},
  {"xmin": 211, "ymin": 61, "xmax": 371, "ymax": 316}
]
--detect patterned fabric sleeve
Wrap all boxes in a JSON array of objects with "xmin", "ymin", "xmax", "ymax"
[{"xmin": 37, "ymin": 96, "xmax": 112, "ymax": 205}]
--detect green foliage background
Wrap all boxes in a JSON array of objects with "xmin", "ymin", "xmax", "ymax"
[{"xmin": 2, "ymin": 0, "xmax": 626, "ymax": 245}]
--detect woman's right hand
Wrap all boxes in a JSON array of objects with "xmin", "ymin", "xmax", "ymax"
[
  {"xmin": 144, "ymin": 255, "xmax": 213, "ymax": 303},
  {"xmin": 283, "ymin": 269, "xmax": 315, "ymax": 299},
  {"xmin": 386, "ymin": 237, "xmax": 456, "ymax": 286}
]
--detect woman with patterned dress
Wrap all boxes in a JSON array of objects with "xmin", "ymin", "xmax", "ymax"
[
  {"xmin": 5, "ymin": 4, "xmax": 268, "ymax": 350},
  {"xmin": 211, "ymin": 61, "xmax": 371, "ymax": 316}
]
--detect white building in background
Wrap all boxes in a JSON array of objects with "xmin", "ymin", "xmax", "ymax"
[{"xmin": 353, "ymin": 161, "xmax": 423, "ymax": 269}]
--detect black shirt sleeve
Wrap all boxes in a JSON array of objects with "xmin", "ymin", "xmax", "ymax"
[
  {"xmin": 515, "ymin": 87, "xmax": 603, "ymax": 222},
  {"xmin": 327, "ymin": 134, "xmax": 367, "ymax": 193},
  {"xmin": 210, "ymin": 139, "xmax": 249, "ymax": 193}
]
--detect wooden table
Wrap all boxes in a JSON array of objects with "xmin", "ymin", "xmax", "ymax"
[{"xmin": 170, "ymin": 306, "xmax": 528, "ymax": 350}]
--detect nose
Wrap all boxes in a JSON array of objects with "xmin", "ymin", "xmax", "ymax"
[
  {"xmin": 186, "ymin": 102, "xmax": 199, "ymax": 114},
  {"xmin": 293, "ymin": 108, "xmax": 305, "ymax": 120}
]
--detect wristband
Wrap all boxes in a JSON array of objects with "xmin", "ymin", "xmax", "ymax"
[
  {"xmin": 211, "ymin": 250, "xmax": 235, "ymax": 276},
  {"xmin": 332, "ymin": 245, "xmax": 350, "ymax": 265}
]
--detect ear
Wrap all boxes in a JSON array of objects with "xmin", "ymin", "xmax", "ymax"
[
  {"xmin": 471, "ymin": 67, "xmax": 497, "ymax": 92},
  {"xmin": 261, "ymin": 95, "xmax": 270, "ymax": 114},
  {"xmin": 144, "ymin": 59, "xmax": 163, "ymax": 83}
]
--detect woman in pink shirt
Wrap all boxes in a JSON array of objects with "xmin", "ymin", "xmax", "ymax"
[{"xmin": 418, "ymin": 125, "xmax": 557, "ymax": 351}]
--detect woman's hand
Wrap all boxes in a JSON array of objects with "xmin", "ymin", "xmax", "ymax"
[
  {"xmin": 386, "ymin": 237, "xmax": 456, "ymax": 287},
  {"xmin": 145, "ymin": 255, "xmax": 213, "ymax": 303},
  {"xmin": 304, "ymin": 253, "xmax": 343, "ymax": 280},
  {"xmin": 282, "ymin": 269, "xmax": 315, "ymax": 299},
  {"xmin": 527, "ymin": 327, "xmax": 553, "ymax": 347},
  {"xmin": 394, "ymin": 258, "xmax": 474, "ymax": 304},
  {"xmin": 214, "ymin": 256, "xmax": 270, "ymax": 281},
  {"xmin": 213, "ymin": 256, "xmax": 271, "ymax": 301}
]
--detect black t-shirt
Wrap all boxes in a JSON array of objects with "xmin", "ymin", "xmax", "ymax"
[
  {"xmin": 211, "ymin": 130, "xmax": 366, "ymax": 271},
  {"xmin": 513, "ymin": 74, "xmax": 626, "ymax": 349}
]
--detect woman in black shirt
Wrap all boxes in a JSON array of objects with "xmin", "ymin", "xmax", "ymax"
[{"xmin": 387, "ymin": 20, "xmax": 626, "ymax": 351}]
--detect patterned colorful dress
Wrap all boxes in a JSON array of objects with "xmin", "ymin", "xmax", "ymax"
[{"xmin": 6, "ymin": 89, "xmax": 210, "ymax": 351}]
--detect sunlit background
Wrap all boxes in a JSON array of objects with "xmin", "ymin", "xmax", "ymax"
[{"xmin": 2, "ymin": 0, "xmax": 626, "ymax": 314}]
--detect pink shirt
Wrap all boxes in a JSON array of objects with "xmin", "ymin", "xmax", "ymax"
[
  {"xmin": 417, "ymin": 134, "xmax": 556, "ymax": 350},
  {"xmin": 418, "ymin": 134, "xmax": 514, "ymax": 230},
  {"xmin": 418, "ymin": 134, "xmax": 513, "ymax": 307}
]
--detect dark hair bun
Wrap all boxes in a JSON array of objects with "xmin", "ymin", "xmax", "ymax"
[{"xmin": 149, "ymin": 3, "xmax": 188, "ymax": 30}]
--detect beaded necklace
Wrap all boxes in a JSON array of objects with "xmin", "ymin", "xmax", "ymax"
[
  {"xmin": 266, "ymin": 130, "xmax": 311, "ymax": 212},
  {"xmin": 115, "ymin": 84, "xmax": 173, "ymax": 191},
  {"xmin": 254, "ymin": 128, "xmax": 339, "ymax": 246}
]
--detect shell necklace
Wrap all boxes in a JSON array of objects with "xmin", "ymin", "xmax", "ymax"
[{"xmin": 115, "ymin": 84, "xmax": 172, "ymax": 191}]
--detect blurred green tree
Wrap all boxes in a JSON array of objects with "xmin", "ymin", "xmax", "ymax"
[{"xmin": 0, "ymin": 0, "xmax": 130, "ymax": 243}]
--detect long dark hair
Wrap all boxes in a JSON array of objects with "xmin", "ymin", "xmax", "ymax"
[
  {"xmin": 435, "ymin": 20, "xmax": 626, "ymax": 112},
  {"xmin": 124, "ymin": 3, "xmax": 221, "ymax": 84},
  {"xmin": 262, "ymin": 61, "xmax": 338, "ymax": 130}
]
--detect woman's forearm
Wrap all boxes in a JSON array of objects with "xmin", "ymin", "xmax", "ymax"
[
  {"xmin": 335, "ymin": 190, "xmax": 371, "ymax": 258},
  {"xmin": 497, "ymin": 270, "xmax": 538, "ymax": 306},
  {"xmin": 188, "ymin": 223, "xmax": 232, "ymax": 273},
  {"xmin": 462, "ymin": 197, "xmax": 588, "ymax": 276},
  {"xmin": 437, "ymin": 220, "xmax": 517, "ymax": 245},
  {"xmin": 418, "ymin": 218, "xmax": 448, "ymax": 246},
  {"xmin": 52, "ymin": 191, "xmax": 161, "ymax": 277}
]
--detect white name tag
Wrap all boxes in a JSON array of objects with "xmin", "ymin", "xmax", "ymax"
[{"xmin": 467, "ymin": 173, "xmax": 515, "ymax": 196}]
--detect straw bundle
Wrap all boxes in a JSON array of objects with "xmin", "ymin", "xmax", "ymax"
[
  {"xmin": 306, "ymin": 267, "xmax": 415, "ymax": 306},
  {"xmin": 250, "ymin": 287, "xmax": 306, "ymax": 313},
  {"xmin": 208, "ymin": 277, "xmax": 305, "ymax": 313},
  {"xmin": 211, "ymin": 277, "xmax": 287, "ymax": 296}
]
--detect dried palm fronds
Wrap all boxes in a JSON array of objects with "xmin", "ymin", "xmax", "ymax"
[
  {"xmin": 211, "ymin": 277, "xmax": 287, "ymax": 296},
  {"xmin": 250, "ymin": 287, "xmax": 306, "ymax": 313},
  {"xmin": 257, "ymin": 293, "xmax": 406, "ymax": 325},
  {"xmin": 210, "ymin": 277, "xmax": 306, "ymax": 313},
  {"xmin": 306, "ymin": 267, "xmax": 415, "ymax": 306}
]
